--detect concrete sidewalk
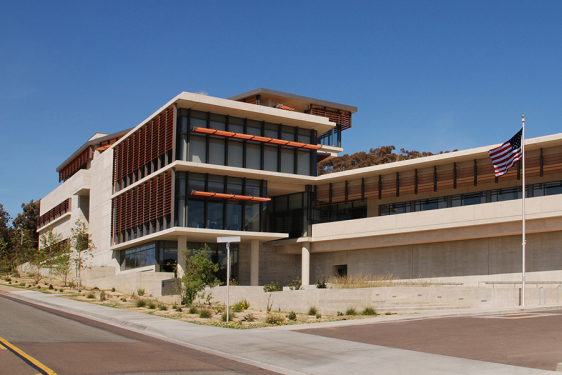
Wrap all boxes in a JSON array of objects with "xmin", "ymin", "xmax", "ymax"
[{"xmin": 1, "ymin": 285, "xmax": 558, "ymax": 375}]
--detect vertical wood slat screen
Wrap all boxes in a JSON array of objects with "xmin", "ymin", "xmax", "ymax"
[
  {"xmin": 113, "ymin": 106, "xmax": 174, "ymax": 186},
  {"xmin": 310, "ymin": 107, "xmax": 352, "ymax": 131},
  {"xmin": 111, "ymin": 171, "xmax": 172, "ymax": 238},
  {"xmin": 38, "ymin": 198, "xmax": 71, "ymax": 228},
  {"xmin": 59, "ymin": 149, "xmax": 90, "ymax": 182},
  {"xmin": 314, "ymin": 149, "xmax": 562, "ymax": 205}
]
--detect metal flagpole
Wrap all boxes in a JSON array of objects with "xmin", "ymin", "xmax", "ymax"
[{"xmin": 521, "ymin": 115, "xmax": 526, "ymax": 306}]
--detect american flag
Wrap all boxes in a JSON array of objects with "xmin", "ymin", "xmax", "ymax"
[{"xmin": 488, "ymin": 129, "xmax": 523, "ymax": 177}]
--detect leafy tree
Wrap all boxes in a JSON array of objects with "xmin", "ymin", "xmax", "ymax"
[
  {"xmin": 179, "ymin": 245, "xmax": 221, "ymax": 305},
  {"xmin": 317, "ymin": 145, "xmax": 457, "ymax": 175},
  {"xmin": 70, "ymin": 220, "xmax": 95, "ymax": 289},
  {"xmin": 12, "ymin": 200, "xmax": 40, "ymax": 247}
]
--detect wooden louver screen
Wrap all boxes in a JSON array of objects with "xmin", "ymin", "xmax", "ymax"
[
  {"xmin": 38, "ymin": 198, "xmax": 71, "ymax": 228},
  {"xmin": 113, "ymin": 106, "xmax": 174, "ymax": 186},
  {"xmin": 59, "ymin": 149, "xmax": 90, "ymax": 182},
  {"xmin": 311, "ymin": 106, "xmax": 352, "ymax": 131},
  {"xmin": 111, "ymin": 171, "xmax": 172, "ymax": 237},
  {"xmin": 315, "ymin": 148, "xmax": 562, "ymax": 204}
]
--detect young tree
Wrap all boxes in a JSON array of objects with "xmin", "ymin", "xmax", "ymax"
[
  {"xmin": 70, "ymin": 220, "xmax": 95, "ymax": 289},
  {"xmin": 39, "ymin": 229, "xmax": 69, "ymax": 286},
  {"xmin": 179, "ymin": 245, "xmax": 221, "ymax": 305}
]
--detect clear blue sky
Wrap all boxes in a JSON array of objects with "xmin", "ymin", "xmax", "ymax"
[{"xmin": 1, "ymin": 0, "xmax": 562, "ymax": 220}]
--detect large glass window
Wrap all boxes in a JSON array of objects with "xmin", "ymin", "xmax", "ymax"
[
  {"xmin": 188, "ymin": 200, "xmax": 205, "ymax": 228},
  {"xmin": 245, "ymin": 202, "xmax": 260, "ymax": 231},
  {"xmin": 227, "ymin": 139, "xmax": 243, "ymax": 168},
  {"xmin": 121, "ymin": 243, "xmax": 156, "ymax": 270},
  {"xmin": 226, "ymin": 201, "xmax": 242, "ymax": 231},
  {"xmin": 209, "ymin": 137, "xmax": 225, "ymax": 165},
  {"xmin": 229, "ymin": 117, "xmax": 244, "ymax": 133},
  {"xmin": 189, "ymin": 135, "xmax": 207, "ymax": 163},
  {"xmin": 208, "ymin": 175, "xmax": 224, "ymax": 193},
  {"xmin": 210, "ymin": 114, "xmax": 226, "ymax": 130},
  {"xmin": 264, "ymin": 145, "xmax": 278, "ymax": 172},
  {"xmin": 190, "ymin": 110, "xmax": 207, "ymax": 128},
  {"xmin": 159, "ymin": 242, "xmax": 178, "ymax": 273},
  {"xmin": 207, "ymin": 201, "xmax": 224, "ymax": 229},
  {"xmin": 246, "ymin": 120, "xmax": 262, "ymax": 136},
  {"xmin": 264, "ymin": 123, "xmax": 278, "ymax": 138},
  {"xmin": 297, "ymin": 150, "xmax": 311, "ymax": 175},
  {"xmin": 281, "ymin": 147, "xmax": 295, "ymax": 174},
  {"xmin": 246, "ymin": 142, "xmax": 261, "ymax": 170}
]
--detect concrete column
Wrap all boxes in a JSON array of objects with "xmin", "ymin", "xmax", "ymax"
[
  {"xmin": 177, "ymin": 235, "xmax": 188, "ymax": 278},
  {"xmin": 250, "ymin": 239, "xmax": 259, "ymax": 286},
  {"xmin": 302, "ymin": 242, "xmax": 311, "ymax": 286}
]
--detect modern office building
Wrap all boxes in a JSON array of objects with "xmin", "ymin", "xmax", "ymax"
[{"xmin": 38, "ymin": 89, "xmax": 562, "ymax": 293}]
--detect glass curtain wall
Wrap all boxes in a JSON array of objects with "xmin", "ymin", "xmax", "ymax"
[
  {"xmin": 175, "ymin": 172, "xmax": 267, "ymax": 232},
  {"xmin": 186, "ymin": 242, "xmax": 239, "ymax": 283},
  {"xmin": 177, "ymin": 109, "xmax": 316, "ymax": 176}
]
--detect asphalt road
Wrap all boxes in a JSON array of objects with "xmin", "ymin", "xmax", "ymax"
[
  {"xmin": 0, "ymin": 295, "xmax": 279, "ymax": 375},
  {"xmin": 299, "ymin": 310, "xmax": 562, "ymax": 371}
]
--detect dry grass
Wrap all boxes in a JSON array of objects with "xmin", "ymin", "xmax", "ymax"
[{"xmin": 327, "ymin": 273, "xmax": 437, "ymax": 289}]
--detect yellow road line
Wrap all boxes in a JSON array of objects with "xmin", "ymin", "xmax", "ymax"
[
  {"xmin": 0, "ymin": 342, "xmax": 6, "ymax": 349},
  {"xmin": 0, "ymin": 336, "xmax": 57, "ymax": 375}
]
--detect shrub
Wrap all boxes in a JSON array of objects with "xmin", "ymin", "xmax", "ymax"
[
  {"xmin": 44, "ymin": 281, "xmax": 48, "ymax": 286},
  {"xmin": 111, "ymin": 287, "xmax": 116, "ymax": 292},
  {"xmin": 48, "ymin": 284, "xmax": 53, "ymax": 290},
  {"xmin": 14, "ymin": 280, "xmax": 18, "ymax": 283},
  {"xmin": 362, "ymin": 307, "xmax": 376, "ymax": 316},
  {"xmin": 148, "ymin": 300, "xmax": 156, "ymax": 309},
  {"xmin": 188, "ymin": 305, "xmax": 198, "ymax": 314},
  {"xmin": 232, "ymin": 299, "xmax": 250, "ymax": 312},
  {"xmin": 121, "ymin": 297, "xmax": 127, "ymax": 302},
  {"xmin": 287, "ymin": 311, "xmax": 297, "ymax": 321},
  {"xmin": 315, "ymin": 277, "xmax": 327, "ymax": 289},
  {"xmin": 315, "ymin": 313, "xmax": 322, "ymax": 319},
  {"xmin": 4, "ymin": 277, "xmax": 11, "ymax": 282},
  {"xmin": 221, "ymin": 309, "xmax": 235, "ymax": 321},
  {"xmin": 86, "ymin": 293, "xmax": 95, "ymax": 299},
  {"xmin": 199, "ymin": 309, "xmax": 212, "ymax": 319},
  {"xmin": 385, "ymin": 311, "xmax": 392, "ymax": 315},
  {"xmin": 345, "ymin": 307, "xmax": 357, "ymax": 316},
  {"xmin": 93, "ymin": 286, "xmax": 99, "ymax": 290},
  {"xmin": 158, "ymin": 302, "xmax": 167, "ymax": 311},
  {"xmin": 136, "ymin": 299, "xmax": 147, "ymax": 308},
  {"xmin": 287, "ymin": 277, "xmax": 302, "ymax": 291},
  {"xmin": 263, "ymin": 281, "xmax": 281, "ymax": 292},
  {"xmin": 59, "ymin": 289, "xmax": 64, "ymax": 292},
  {"xmin": 244, "ymin": 313, "xmax": 255, "ymax": 322},
  {"xmin": 68, "ymin": 281, "xmax": 75, "ymax": 288},
  {"xmin": 172, "ymin": 302, "xmax": 177, "ymax": 310},
  {"xmin": 137, "ymin": 288, "xmax": 145, "ymax": 297},
  {"xmin": 37, "ymin": 285, "xmax": 41, "ymax": 289},
  {"xmin": 266, "ymin": 314, "xmax": 284, "ymax": 325},
  {"xmin": 179, "ymin": 246, "xmax": 221, "ymax": 305},
  {"xmin": 99, "ymin": 291, "xmax": 106, "ymax": 302},
  {"xmin": 177, "ymin": 307, "xmax": 182, "ymax": 312},
  {"xmin": 308, "ymin": 306, "xmax": 318, "ymax": 316}
]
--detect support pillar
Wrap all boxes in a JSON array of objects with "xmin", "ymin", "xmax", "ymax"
[
  {"xmin": 302, "ymin": 242, "xmax": 310, "ymax": 286},
  {"xmin": 250, "ymin": 239, "xmax": 259, "ymax": 286},
  {"xmin": 177, "ymin": 235, "xmax": 187, "ymax": 278}
]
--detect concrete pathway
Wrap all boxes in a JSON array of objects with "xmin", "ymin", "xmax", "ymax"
[{"xmin": 1, "ymin": 286, "xmax": 559, "ymax": 375}]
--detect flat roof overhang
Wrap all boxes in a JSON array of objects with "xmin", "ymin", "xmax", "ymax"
[
  {"xmin": 175, "ymin": 92, "xmax": 336, "ymax": 135},
  {"xmin": 228, "ymin": 88, "xmax": 358, "ymax": 114},
  {"xmin": 110, "ymin": 227, "xmax": 289, "ymax": 251}
]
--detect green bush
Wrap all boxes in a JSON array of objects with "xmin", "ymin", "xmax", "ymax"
[
  {"xmin": 232, "ymin": 299, "xmax": 250, "ymax": 312},
  {"xmin": 385, "ymin": 311, "xmax": 392, "ymax": 315},
  {"xmin": 362, "ymin": 307, "xmax": 376, "ymax": 316},
  {"xmin": 287, "ymin": 277, "xmax": 302, "ymax": 291},
  {"xmin": 308, "ymin": 306, "xmax": 318, "ymax": 315},
  {"xmin": 345, "ymin": 307, "xmax": 357, "ymax": 316},
  {"xmin": 121, "ymin": 297, "xmax": 127, "ymax": 302},
  {"xmin": 221, "ymin": 310, "xmax": 235, "ymax": 321},
  {"xmin": 59, "ymin": 288, "xmax": 64, "ymax": 292},
  {"xmin": 266, "ymin": 314, "xmax": 285, "ymax": 325},
  {"xmin": 199, "ymin": 309, "xmax": 212, "ymax": 319},
  {"xmin": 315, "ymin": 277, "xmax": 327, "ymax": 289},
  {"xmin": 37, "ymin": 285, "xmax": 41, "ymax": 289},
  {"xmin": 172, "ymin": 302, "xmax": 178, "ymax": 310},
  {"xmin": 315, "ymin": 313, "xmax": 322, "ymax": 319},
  {"xmin": 287, "ymin": 311, "xmax": 297, "ymax": 321},
  {"xmin": 48, "ymin": 284, "xmax": 53, "ymax": 290},
  {"xmin": 4, "ymin": 277, "xmax": 11, "ymax": 282},
  {"xmin": 179, "ymin": 246, "xmax": 221, "ymax": 305},
  {"xmin": 136, "ymin": 299, "xmax": 147, "ymax": 308},
  {"xmin": 188, "ymin": 306, "xmax": 198, "ymax": 314},
  {"xmin": 111, "ymin": 287, "xmax": 116, "ymax": 292},
  {"xmin": 99, "ymin": 291, "xmax": 106, "ymax": 302},
  {"xmin": 86, "ymin": 293, "xmax": 95, "ymax": 299},
  {"xmin": 148, "ymin": 300, "xmax": 156, "ymax": 309},
  {"xmin": 263, "ymin": 281, "xmax": 281, "ymax": 292},
  {"xmin": 158, "ymin": 302, "xmax": 167, "ymax": 311},
  {"xmin": 137, "ymin": 288, "xmax": 145, "ymax": 297}
]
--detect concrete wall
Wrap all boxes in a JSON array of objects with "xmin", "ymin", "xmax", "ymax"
[
  {"xmin": 82, "ymin": 266, "xmax": 173, "ymax": 296},
  {"xmin": 258, "ymin": 243, "xmax": 300, "ymax": 286},
  {"xmin": 309, "ymin": 231, "xmax": 562, "ymax": 284},
  {"xmin": 208, "ymin": 284, "xmax": 562, "ymax": 315}
]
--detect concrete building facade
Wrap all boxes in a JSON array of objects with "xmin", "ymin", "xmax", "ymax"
[{"xmin": 37, "ymin": 89, "xmax": 562, "ymax": 293}]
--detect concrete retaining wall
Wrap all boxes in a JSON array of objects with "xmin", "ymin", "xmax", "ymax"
[{"xmin": 207, "ymin": 284, "xmax": 562, "ymax": 315}]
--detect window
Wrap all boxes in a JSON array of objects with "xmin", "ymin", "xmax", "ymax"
[
  {"xmin": 209, "ymin": 137, "xmax": 225, "ymax": 165},
  {"xmin": 281, "ymin": 147, "xmax": 294, "ymax": 174},
  {"xmin": 245, "ymin": 142, "xmax": 261, "ymax": 170},
  {"xmin": 227, "ymin": 139, "xmax": 243, "ymax": 168},
  {"xmin": 297, "ymin": 150, "xmax": 311, "ymax": 175},
  {"xmin": 189, "ymin": 135, "xmax": 207, "ymax": 163},
  {"xmin": 264, "ymin": 145, "xmax": 278, "ymax": 172},
  {"xmin": 121, "ymin": 243, "xmax": 156, "ymax": 270}
]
